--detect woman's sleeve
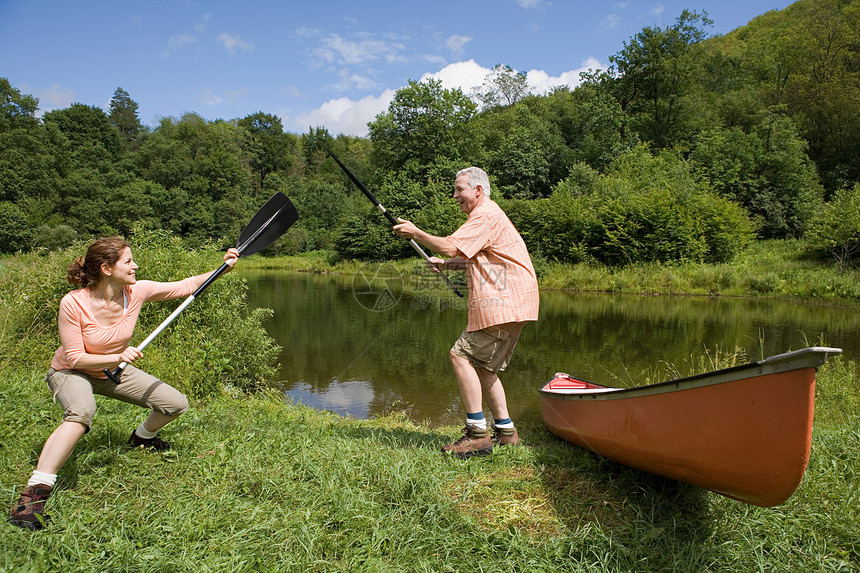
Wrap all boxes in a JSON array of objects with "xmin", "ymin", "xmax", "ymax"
[
  {"xmin": 57, "ymin": 296, "xmax": 86, "ymax": 367},
  {"xmin": 136, "ymin": 277, "xmax": 199, "ymax": 302}
]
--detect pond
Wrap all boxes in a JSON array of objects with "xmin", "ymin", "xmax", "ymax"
[{"xmin": 243, "ymin": 269, "xmax": 859, "ymax": 428}]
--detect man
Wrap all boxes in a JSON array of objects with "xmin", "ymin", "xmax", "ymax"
[{"xmin": 393, "ymin": 167, "xmax": 539, "ymax": 458}]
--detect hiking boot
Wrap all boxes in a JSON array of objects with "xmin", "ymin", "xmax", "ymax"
[
  {"xmin": 8, "ymin": 484, "xmax": 52, "ymax": 531},
  {"xmin": 441, "ymin": 426, "xmax": 493, "ymax": 459},
  {"xmin": 128, "ymin": 430, "xmax": 170, "ymax": 451},
  {"xmin": 492, "ymin": 425, "xmax": 521, "ymax": 446}
]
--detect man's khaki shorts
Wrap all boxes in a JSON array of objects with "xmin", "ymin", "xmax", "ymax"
[
  {"xmin": 46, "ymin": 365, "xmax": 189, "ymax": 432},
  {"xmin": 450, "ymin": 322, "xmax": 525, "ymax": 373}
]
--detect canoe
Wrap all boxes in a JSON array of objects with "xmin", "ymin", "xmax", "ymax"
[{"xmin": 539, "ymin": 347, "xmax": 843, "ymax": 507}]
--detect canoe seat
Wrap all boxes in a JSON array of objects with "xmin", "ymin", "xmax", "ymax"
[{"xmin": 547, "ymin": 373, "xmax": 603, "ymax": 390}]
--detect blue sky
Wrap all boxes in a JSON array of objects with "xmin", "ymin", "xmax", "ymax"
[{"xmin": 1, "ymin": 0, "xmax": 794, "ymax": 137}]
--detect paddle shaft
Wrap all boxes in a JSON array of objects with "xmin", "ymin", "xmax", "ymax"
[
  {"xmin": 104, "ymin": 194, "xmax": 297, "ymax": 384},
  {"xmin": 105, "ymin": 263, "xmax": 229, "ymax": 381},
  {"xmin": 320, "ymin": 142, "xmax": 464, "ymax": 298}
]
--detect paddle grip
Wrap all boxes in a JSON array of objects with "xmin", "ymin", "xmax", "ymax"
[{"xmin": 104, "ymin": 365, "xmax": 124, "ymax": 384}]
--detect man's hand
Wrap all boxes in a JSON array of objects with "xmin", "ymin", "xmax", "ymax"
[
  {"xmin": 392, "ymin": 217, "xmax": 460, "ymax": 258},
  {"xmin": 392, "ymin": 218, "xmax": 419, "ymax": 240},
  {"xmin": 426, "ymin": 256, "xmax": 445, "ymax": 273}
]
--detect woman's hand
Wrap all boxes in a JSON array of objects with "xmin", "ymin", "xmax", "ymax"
[
  {"xmin": 119, "ymin": 346, "xmax": 142, "ymax": 365},
  {"xmin": 224, "ymin": 248, "xmax": 240, "ymax": 272}
]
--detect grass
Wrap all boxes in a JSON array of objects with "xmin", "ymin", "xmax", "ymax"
[
  {"xmin": 2, "ymin": 352, "xmax": 858, "ymax": 572},
  {"xmin": 537, "ymin": 239, "xmax": 860, "ymax": 304}
]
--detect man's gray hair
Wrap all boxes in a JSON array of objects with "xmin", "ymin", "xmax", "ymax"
[{"xmin": 456, "ymin": 166, "xmax": 491, "ymax": 198}]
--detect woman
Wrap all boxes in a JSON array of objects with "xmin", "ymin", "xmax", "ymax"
[{"xmin": 9, "ymin": 237, "xmax": 239, "ymax": 530}]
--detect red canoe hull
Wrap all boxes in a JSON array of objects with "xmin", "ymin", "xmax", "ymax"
[{"xmin": 540, "ymin": 347, "xmax": 842, "ymax": 507}]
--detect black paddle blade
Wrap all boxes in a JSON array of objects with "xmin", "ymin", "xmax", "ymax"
[{"xmin": 236, "ymin": 192, "xmax": 299, "ymax": 256}]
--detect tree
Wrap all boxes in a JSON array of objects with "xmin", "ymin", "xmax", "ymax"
[
  {"xmin": 0, "ymin": 77, "xmax": 40, "ymax": 131},
  {"xmin": 368, "ymin": 79, "xmax": 476, "ymax": 178},
  {"xmin": 43, "ymin": 103, "xmax": 122, "ymax": 158},
  {"xmin": 603, "ymin": 10, "xmax": 714, "ymax": 149},
  {"xmin": 472, "ymin": 64, "xmax": 530, "ymax": 108},
  {"xmin": 0, "ymin": 81, "xmax": 67, "ymax": 205},
  {"xmin": 775, "ymin": 0, "xmax": 860, "ymax": 192},
  {"xmin": 711, "ymin": 0, "xmax": 860, "ymax": 192},
  {"xmin": 238, "ymin": 111, "xmax": 291, "ymax": 192},
  {"xmin": 690, "ymin": 111, "xmax": 823, "ymax": 238},
  {"xmin": 533, "ymin": 85, "xmax": 635, "ymax": 171},
  {"xmin": 108, "ymin": 87, "xmax": 143, "ymax": 151}
]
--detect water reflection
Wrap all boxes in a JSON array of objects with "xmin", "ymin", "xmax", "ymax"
[
  {"xmin": 243, "ymin": 270, "xmax": 859, "ymax": 428},
  {"xmin": 285, "ymin": 379, "xmax": 375, "ymax": 419}
]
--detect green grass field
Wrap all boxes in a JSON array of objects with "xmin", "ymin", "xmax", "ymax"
[{"xmin": 2, "ymin": 355, "xmax": 857, "ymax": 572}]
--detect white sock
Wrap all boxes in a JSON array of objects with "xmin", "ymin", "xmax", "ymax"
[
  {"xmin": 135, "ymin": 421, "xmax": 158, "ymax": 439},
  {"xmin": 466, "ymin": 418, "xmax": 487, "ymax": 430},
  {"xmin": 28, "ymin": 470, "xmax": 57, "ymax": 488}
]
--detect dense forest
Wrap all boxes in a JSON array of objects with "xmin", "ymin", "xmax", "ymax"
[{"xmin": 2, "ymin": 0, "xmax": 859, "ymax": 268}]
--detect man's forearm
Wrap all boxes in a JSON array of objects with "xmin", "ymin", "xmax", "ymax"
[
  {"xmin": 411, "ymin": 229, "xmax": 460, "ymax": 258},
  {"xmin": 440, "ymin": 257, "xmax": 468, "ymax": 270}
]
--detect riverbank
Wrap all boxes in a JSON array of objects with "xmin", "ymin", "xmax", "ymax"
[
  {"xmin": 1, "ymin": 356, "xmax": 858, "ymax": 571},
  {"xmin": 248, "ymin": 239, "xmax": 860, "ymax": 307}
]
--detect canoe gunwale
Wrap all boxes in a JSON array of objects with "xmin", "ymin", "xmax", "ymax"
[{"xmin": 539, "ymin": 346, "xmax": 842, "ymax": 402}]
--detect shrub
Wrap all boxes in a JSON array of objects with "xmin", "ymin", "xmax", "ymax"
[
  {"xmin": 0, "ymin": 201, "xmax": 32, "ymax": 253},
  {"xmin": 502, "ymin": 196, "xmax": 599, "ymax": 264},
  {"xmin": 692, "ymin": 192, "xmax": 756, "ymax": 263},
  {"xmin": 33, "ymin": 223, "xmax": 78, "ymax": 250},
  {"xmin": 591, "ymin": 189, "xmax": 709, "ymax": 265},
  {"xmin": 507, "ymin": 148, "xmax": 753, "ymax": 266},
  {"xmin": 805, "ymin": 183, "xmax": 860, "ymax": 266}
]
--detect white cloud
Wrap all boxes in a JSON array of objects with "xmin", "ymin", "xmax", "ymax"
[
  {"xmin": 291, "ymin": 58, "xmax": 606, "ymax": 137},
  {"xmin": 201, "ymin": 87, "xmax": 222, "ymax": 106},
  {"xmin": 217, "ymin": 32, "xmax": 253, "ymax": 54},
  {"xmin": 201, "ymin": 86, "xmax": 250, "ymax": 108},
  {"xmin": 420, "ymin": 59, "xmax": 489, "ymax": 93},
  {"xmin": 292, "ymin": 89, "xmax": 396, "ymax": 137},
  {"xmin": 330, "ymin": 68, "xmax": 381, "ymax": 92},
  {"xmin": 445, "ymin": 34, "xmax": 472, "ymax": 55},
  {"xmin": 515, "ymin": 0, "xmax": 542, "ymax": 7},
  {"xmin": 526, "ymin": 57, "xmax": 603, "ymax": 94},
  {"xmin": 422, "ymin": 58, "xmax": 603, "ymax": 96},
  {"xmin": 163, "ymin": 32, "xmax": 197, "ymax": 57},
  {"xmin": 195, "ymin": 14, "xmax": 212, "ymax": 33},
  {"xmin": 650, "ymin": 4, "xmax": 665, "ymax": 16},
  {"xmin": 311, "ymin": 32, "xmax": 405, "ymax": 66},
  {"xmin": 423, "ymin": 54, "xmax": 447, "ymax": 66},
  {"xmin": 602, "ymin": 14, "xmax": 620, "ymax": 29},
  {"xmin": 32, "ymin": 84, "xmax": 75, "ymax": 114},
  {"xmin": 284, "ymin": 85, "xmax": 304, "ymax": 99},
  {"xmin": 162, "ymin": 14, "xmax": 216, "ymax": 57}
]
